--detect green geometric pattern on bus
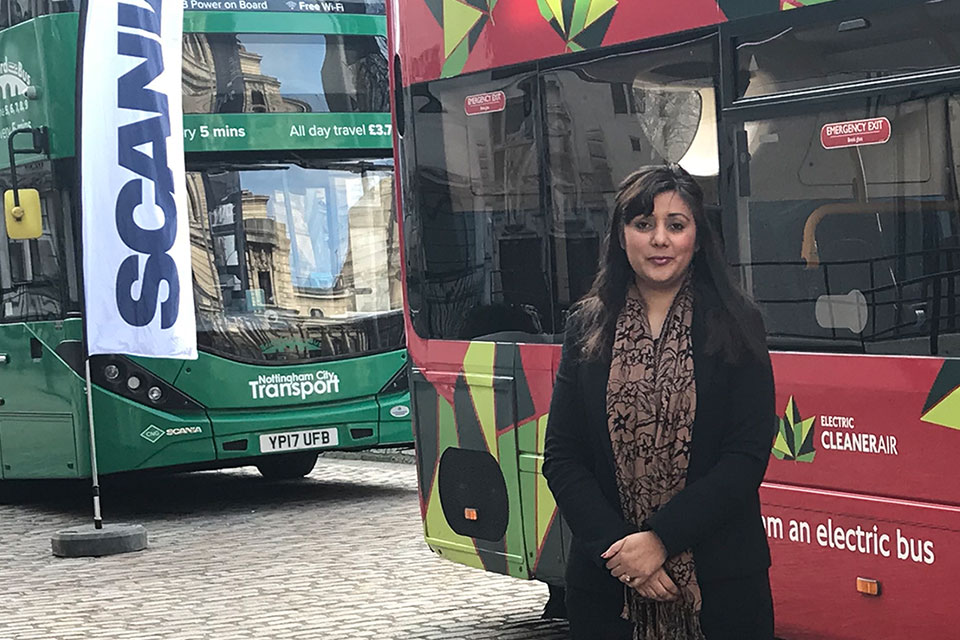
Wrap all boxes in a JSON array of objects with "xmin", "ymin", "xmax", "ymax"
[
  {"xmin": 537, "ymin": 0, "xmax": 618, "ymax": 52},
  {"xmin": 516, "ymin": 412, "xmax": 564, "ymax": 579},
  {"xmin": 414, "ymin": 342, "xmax": 564, "ymax": 580},
  {"xmin": 921, "ymin": 360, "xmax": 960, "ymax": 431},
  {"xmin": 779, "ymin": 0, "xmax": 835, "ymax": 10},
  {"xmin": 772, "ymin": 396, "xmax": 816, "ymax": 463},
  {"xmin": 423, "ymin": 0, "xmax": 840, "ymax": 78},
  {"xmin": 424, "ymin": 0, "xmax": 498, "ymax": 77}
]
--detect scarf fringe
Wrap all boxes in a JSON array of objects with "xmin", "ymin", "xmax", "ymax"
[{"xmin": 627, "ymin": 594, "xmax": 705, "ymax": 640}]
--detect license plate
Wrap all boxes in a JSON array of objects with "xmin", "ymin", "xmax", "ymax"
[{"xmin": 259, "ymin": 428, "xmax": 339, "ymax": 453}]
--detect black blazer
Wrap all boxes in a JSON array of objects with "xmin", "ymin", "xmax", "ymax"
[{"xmin": 542, "ymin": 290, "xmax": 776, "ymax": 592}]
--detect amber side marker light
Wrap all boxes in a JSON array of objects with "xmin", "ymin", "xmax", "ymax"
[
  {"xmin": 464, "ymin": 508, "xmax": 479, "ymax": 521},
  {"xmin": 856, "ymin": 577, "xmax": 881, "ymax": 596}
]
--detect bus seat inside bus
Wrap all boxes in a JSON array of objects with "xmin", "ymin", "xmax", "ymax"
[{"xmin": 802, "ymin": 201, "xmax": 959, "ymax": 268}]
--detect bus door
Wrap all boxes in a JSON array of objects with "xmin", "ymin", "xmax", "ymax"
[
  {"xmin": 405, "ymin": 67, "xmax": 548, "ymax": 578},
  {"xmin": 727, "ymin": 6, "xmax": 960, "ymax": 634},
  {"xmin": 0, "ymin": 163, "xmax": 82, "ymax": 479}
]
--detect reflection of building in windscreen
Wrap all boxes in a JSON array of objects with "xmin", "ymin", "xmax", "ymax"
[
  {"xmin": 542, "ymin": 75, "xmax": 608, "ymax": 316},
  {"xmin": 182, "ymin": 33, "xmax": 308, "ymax": 113},
  {"xmin": 187, "ymin": 169, "xmax": 401, "ymax": 321},
  {"xmin": 182, "ymin": 33, "xmax": 389, "ymax": 114},
  {"xmin": 187, "ymin": 172, "xmax": 225, "ymax": 312}
]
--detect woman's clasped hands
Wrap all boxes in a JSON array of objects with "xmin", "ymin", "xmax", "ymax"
[{"xmin": 601, "ymin": 531, "xmax": 679, "ymax": 602}]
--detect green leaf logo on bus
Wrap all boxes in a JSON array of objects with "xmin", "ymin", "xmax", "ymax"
[
  {"xmin": 537, "ymin": 0, "xmax": 618, "ymax": 52},
  {"xmin": 772, "ymin": 396, "xmax": 816, "ymax": 462},
  {"xmin": 426, "ymin": 0, "xmax": 497, "ymax": 77}
]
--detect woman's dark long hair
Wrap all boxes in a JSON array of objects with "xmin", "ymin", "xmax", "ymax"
[{"xmin": 576, "ymin": 164, "xmax": 767, "ymax": 364}]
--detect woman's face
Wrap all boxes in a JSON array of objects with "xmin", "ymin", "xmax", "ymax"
[{"xmin": 622, "ymin": 190, "xmax": 698, "ymax": 294}]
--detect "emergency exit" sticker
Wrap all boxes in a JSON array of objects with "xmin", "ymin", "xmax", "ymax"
[
  {"xmin": 820, "ymin": 117, "xmax": 891, "ymax": 149},
  {"xmin": 465, "ymin": 91, "xmax": 506, "ymax": 116}
]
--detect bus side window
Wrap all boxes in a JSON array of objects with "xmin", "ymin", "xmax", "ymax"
[
  {"xmin": 406, "ymin": 71, "xmax": 552, "ymax": 341},
  {"xmin": 736, "ymin": 93, "xmax": 960, "ymax": 356},
  {"xmin": 542, "ymin": 37, "xmax": 720, "ymax": 328}
]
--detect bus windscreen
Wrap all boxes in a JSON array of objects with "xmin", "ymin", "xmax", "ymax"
[{"xmin": 187, "ymin": 160, "xmax": 403, "ymax": 363}]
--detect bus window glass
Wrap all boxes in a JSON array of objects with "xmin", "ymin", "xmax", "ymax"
[
  {"xmin": 0, "ymin": 1, "xmax": 76, "ymax": 28},
  {"xmin": 183, "ymin": 34, "xmax": 389, "ymax": 114},
  {"xmin": 543, "ymin": 37, "xmax": 719, "ymax": 324},
  {"xmin": 736, "ymin": 2, "xmax": 960, "ymax": 99},
  {"xmin": 736, "ymin": 93, "xmax": 960, "ymax": 355},
  {"xmin": 186, "ymin": 161, "xmax": 404, "ymax": 363},
  {"xmin": 406, "ymin": 72, "xmax": 549, "ymax": 341}
]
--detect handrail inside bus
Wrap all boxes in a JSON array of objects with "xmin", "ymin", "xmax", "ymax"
[{"xmin": 801, "ymin": 199, "xmax": 958, "ymax": 268}]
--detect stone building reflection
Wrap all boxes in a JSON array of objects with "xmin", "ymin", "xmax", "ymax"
[
  {"xmin": 182, "ymin": 33, "xmax": 309, "ymax": 114},
  {"xmin": 186, "ymin": 172, "xmax": 402, "ymax": 323}
]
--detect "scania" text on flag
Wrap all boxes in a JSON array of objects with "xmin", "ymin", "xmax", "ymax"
[
  {"xmin": 114, "ymin": 1, "xmax": 180, "ymax": 328},
  {"xmin": 81, "ymin": 0, "xmax": 195, "ymax": 359}
]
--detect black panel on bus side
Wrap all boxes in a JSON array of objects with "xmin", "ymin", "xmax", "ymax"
[{"xmin": 404, "ymin": 69, "xmax": 551, "ymax": 342}]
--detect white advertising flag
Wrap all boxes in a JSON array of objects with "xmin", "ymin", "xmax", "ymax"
[{"xmin": 80, "ymin": 0, "xmax": 196, "ymax": 359}]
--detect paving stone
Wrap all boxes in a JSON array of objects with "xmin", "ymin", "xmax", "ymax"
[{"xmin": 0, "ymin": 459, "xmax": 568, "ymax": 640}]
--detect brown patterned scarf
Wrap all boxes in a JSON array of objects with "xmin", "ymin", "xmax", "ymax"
[{"xmin": 606, "ymin": 277, "xmax": 704, "ymax": 640}]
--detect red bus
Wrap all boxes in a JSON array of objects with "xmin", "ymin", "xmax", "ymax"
[{"xmin": 389, "ymin": 0, "xmax": 960, "ymax": 637}]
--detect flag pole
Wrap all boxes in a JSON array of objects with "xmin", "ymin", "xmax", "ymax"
[
  {"xmin": 75, "ymin": 0, "xmax": 103, "ymax": 531},
  {"xmin": 50, "ymin": 0, "xmax": 147, "ymax": 557},
  {"xmin": 84, "ymin": 358, "xmax": 103, "ymax": 530}
]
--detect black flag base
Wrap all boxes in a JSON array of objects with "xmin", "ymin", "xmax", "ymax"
[{"xmin": 51, "ymin": 523, "xmax": 148, "ymax": 558}]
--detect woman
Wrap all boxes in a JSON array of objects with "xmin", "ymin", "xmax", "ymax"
[{"xmin": 542, "ymin": 165, "xmax": 776, "ymax": 640}]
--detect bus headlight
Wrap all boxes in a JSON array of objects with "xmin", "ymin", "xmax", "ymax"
[{"xmin": 88, "ymin": 354, "xmax": 204, "ymax": 412}]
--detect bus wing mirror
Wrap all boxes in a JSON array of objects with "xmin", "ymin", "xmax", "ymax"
[{"xmin": 4, "ymin": 189, "xmax": 42, "ymax": 239}]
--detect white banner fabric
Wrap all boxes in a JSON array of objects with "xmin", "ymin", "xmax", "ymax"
[{"xmin": 80, "ymin": 0, "xmax": 196, "ymax": 358}]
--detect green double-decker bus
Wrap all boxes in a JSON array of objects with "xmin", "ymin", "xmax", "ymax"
[{"xmin": 0, "ymin": 0, "xmax": 409, "ymax": 480}]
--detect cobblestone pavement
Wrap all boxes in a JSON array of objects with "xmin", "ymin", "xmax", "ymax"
[{"xmin": 0, "ymin": 458, "xmax": 569, "ymax": 640}]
